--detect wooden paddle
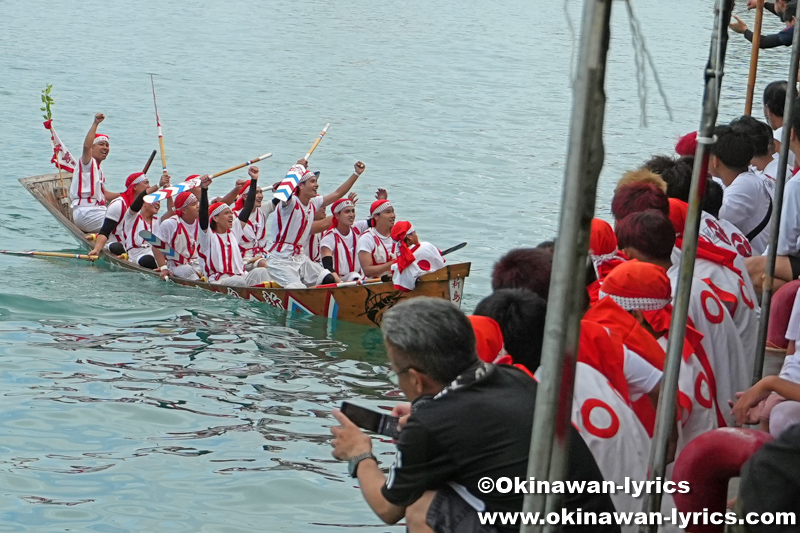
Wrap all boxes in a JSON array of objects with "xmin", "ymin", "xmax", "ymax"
[
  {"xmin": 144, "ymin": 152, "xmax": 273, "ymax": 204},
  {"xmin": 0, "ymin": 250, "xmax": 98, "ymax": 261},
  {"xmin": 150, "ymin": 74, "xmax": 169, "ymax": 175},
  {"xmin": 441, "ymin": 242, "xmax": 467, "ymax": 256},
  {"xmin": 274, "ymin": 124, "xmax": 331, "ymax": 202},
  {"xmin": 142, "ymin": 150, "xmax": 157, "ymax": 174},
  {"xmin": 745, "ymin": 0, "xmax": 765, "ymax": 115},
  {"xmin": 138, "ymin": 230, "xmax": 185, "ymax": 261}
]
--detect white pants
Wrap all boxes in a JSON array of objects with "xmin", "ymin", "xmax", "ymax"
[
  {"xmin": 267, "ymin": 253, "xmax": 330, "ymax": 289},
  {"xmin": 341, "ymin": 271, "xmax": 364, "ymax": 282},
  {"xmin": 169, "ymin": 263, "xmax": 201, "ymax": 281},
  {"xmin": 73, "ymin": 205, "xmax": 107, "ymax": 233},
  {"xmin": 211, "ymin": 267, "xmax": 271, "ymax": 287}
]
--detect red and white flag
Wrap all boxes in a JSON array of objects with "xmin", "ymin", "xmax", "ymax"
[{"xmin": 43, "ymin": 119, "xmax": 77, "ymax": 173}]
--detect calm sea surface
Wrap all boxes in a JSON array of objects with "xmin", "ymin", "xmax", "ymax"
[{"xmin": 0, "ymin": 0, "xmax": 791, "ymax": 530}]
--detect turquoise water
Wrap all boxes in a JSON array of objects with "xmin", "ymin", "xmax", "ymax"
[{"xmin": 0, "ymin": 0, "xmax": 792, "ymax": 530}]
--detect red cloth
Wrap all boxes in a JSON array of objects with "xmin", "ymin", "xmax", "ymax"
[
  {"xmin": 590, "ymin": 218, "xmax": 616, "ymax": 255},
  {"xmin": 390, "ymin": 221, "xmax": 416, "ymax": 273},
  {"xmin": 234, "ymin": 179, "xmax": 251, "ymax": 212},
  {"xmin": 119, "ymin": 172, "xmax": 147, "ymax": 208},
  {"xmin": 669, "ymin": 198, "xmax": 688, "ymax": 238},
  {"xmin": 588, "ymin": 219, "xmax": 627, "ymax": 304},
  {"xmin": 675, "ymin": 131, "xmax": 697, "ymax": 157},
  {"xmin": 209, "ymin": 201, "xmax": 228, "ymax": 218},
  {"xmin": 468, "ymin": 315, "xmax": 504, "ymax": 363},
  {"xmin": 578, "ymin": 320, "xmax": 630, "ymax": 404},
  {"xmin": 175, "ymin": 191, "xmax": 197, "ymax": 216},
  {"xmin": 369, "ymin": 199, "xmax": 391, "ymax": 217}
]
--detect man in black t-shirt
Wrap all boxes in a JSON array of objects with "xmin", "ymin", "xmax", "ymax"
[{"xmin": 330, "ymin": 297, "xmax": 619, "ymax": 533}]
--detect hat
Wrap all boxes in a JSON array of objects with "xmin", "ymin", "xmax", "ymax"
[
  {"xmin": 599, "ymin": 260, "xmax": 673, "ymax": 332},
  {"xmin": 390, "ymin": 221, "xmax": 415, "ymax": 242},
  {"xmin": 468, "ymin": 315, "xmax": 507, "ymax": 364},
  {"xmin": 209, "ymin": 202, "xmax": 229, "ymax": 218},
  {"xmin": 93, "ymin": 133, "xmax": 109, "ymax": 145},
  {"xmin": 175, "ymin": 191, "xmax": 198, "ymax": 216},
  {"xmin": 299, "ymin": 170, "xmax": 320, "ymax": 184},
  {"xmin": 668, "ymin": 198, "xmax": 689, "ymax": 238},
  {"xmin": 675, "ymin": 131, "xmax": 697, "ymax": 157},
  {"xmin": 391, "ymin": 221, "xmax": 416, "ymax": 273},
  {"xmin": 370, "ymin": 199, "xmax": 392, "ymax": 218}
]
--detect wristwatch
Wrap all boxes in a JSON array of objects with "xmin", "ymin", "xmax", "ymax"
[{"xmin": 348, "ymin": 451, "xmax": 377, "ymax": 478}]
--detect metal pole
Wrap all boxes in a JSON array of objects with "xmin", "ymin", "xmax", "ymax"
[
  {"xmin": 745, "ymin": 0, "xmax": 765, "ymax": 115},
  {"xmin": 641, "ymin": 1, "xmax": 734, "ymax": 529},
  {"xmin": 752, "ymin": 20, "xmax": 800, "ymax": 384},
  {"xmin": 520, "ymin": 0, "xmax": 612, "ymax": 531}
]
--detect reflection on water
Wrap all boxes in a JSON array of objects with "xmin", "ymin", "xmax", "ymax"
[{"xmin": 0, "ymin": 294, "xmax": 403, "ymax": 531}]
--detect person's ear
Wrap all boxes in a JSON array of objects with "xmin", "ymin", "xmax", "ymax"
[{"xmin": 406, "ymin": 368, "xmax": 428, "ymax": 396}]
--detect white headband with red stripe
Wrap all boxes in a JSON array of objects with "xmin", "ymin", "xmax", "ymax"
[
  {"xmin": 599, "ymin": 291, "xmax": 671, "ymax": 311},
  {"xmin": 333, "ymin": 200, "xmax": 354, "ymax": 214},
  {"xmin": 130, "ymin": 173, "xmax": 147, "ymax": 186},
  {"xmin": 93, "ymin": 134, "xmax": 110, "ymax": 145},
  {"xmin": 371, "ymin": 200, "xmax": 392, "ymax": 217},
  {"xmin": 209, "ymin": 203, "xmax": 229, "ymax": 218}
]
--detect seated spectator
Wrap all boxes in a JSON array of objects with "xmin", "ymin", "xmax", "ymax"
[
  {"xmin": 746, "ymin": 97, "xmax": 800, "ymax": 295},
  {"xmin": 329, "ymin": 297, "xmax": 619, "ymax": 532},
  {"xmin": 473, "ymin": 289, "xmax": 664, "ymax": 526},
  {"xmin": 491, "ymin": 248, "xmax": 553, "ymax": 300},
  {"xmin": 616, "ymin": 210, "xmax": 749, "ymax": 426}
]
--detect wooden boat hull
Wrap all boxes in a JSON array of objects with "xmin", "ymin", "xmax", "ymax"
[{"xmin": 20, "ymin": 173, "xmax": 470, "ymax": 327}]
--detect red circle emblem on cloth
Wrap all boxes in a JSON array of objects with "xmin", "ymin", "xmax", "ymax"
[
  {"xmin": 700, "ymin": 290, "xmax": 724, "ymax": 324},
  {"xmin": 694, "ymin": 372, "xmax": 714, "ymax": 409},
  {"xmin": 581, "ymin": 398, "xmax": 620, "ymax": 439}
]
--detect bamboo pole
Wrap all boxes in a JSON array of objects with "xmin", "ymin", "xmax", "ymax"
[
  {"xmin": 745, "ymin": 0, "xmax": 765, "ymax": 115},
  {"xmin": 519, "ymin": 0, "xmax": 613, "ymax": 530},
  {"xmin": 304, "ymin": 123, "xmax": 330, "ymax": 160},
  {"xmin": 150, "ymin": 75, "xmax": 168, "ymax": 175},
  {"xmin": 640, "ymin": 1, "xmax": 735, "ymax": 529},
  {"xmin": 752, "ymin": 13, "xmax": 800, "ymax": 384}
]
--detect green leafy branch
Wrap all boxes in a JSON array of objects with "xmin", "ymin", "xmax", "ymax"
[{"xmin": 41, "ymin": 84, "xmax": 54, "ymax": 121}]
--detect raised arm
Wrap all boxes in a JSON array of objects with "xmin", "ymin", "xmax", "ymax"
[
  {"xmin": 237, "ymin": 168, "xmax": 259, "ymax": 227},
  {"xmin": 199, "ymin": 176, "xmax": 212, "ymax": 231},
  {"xmin": 81, "ymin": 113, "xmax": 104, "ymax": 165},
  {"xmin": 321, "ymin": 162, "xmax": 365, "ymax": 208}
]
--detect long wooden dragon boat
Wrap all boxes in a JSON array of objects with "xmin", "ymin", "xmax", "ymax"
[{"xmin": 20, "ymin": 173, "xmax": 471, "ymax": 327}]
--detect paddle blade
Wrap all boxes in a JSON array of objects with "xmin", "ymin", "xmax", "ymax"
[
  {"xmin": 144, "ymin": 177, "xmax": 201, "ymax": 204},
  {"xmin": 139, "ymin": 229, "xmax": 179, "ymax": 260},
  {"xmin": 441, "ymin": 242, "xmax": 467, "ymax": 256},
  {"xmin": 273, "ymin": 164, "xmax": 305, "ymax": 203}
]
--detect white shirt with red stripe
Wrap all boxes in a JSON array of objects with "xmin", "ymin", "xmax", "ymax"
[
  {"xmin": 391, "ymin": 242, "xmax": 446, "ymax": 291},
  {"xmin": 267, "ymin": 196, "xmax": 324, "ymax": 259},
  {"xmin": 233, "ymin": 203, "xmax": 275, "ymax": 259},
  {"xmin": 124, "ymin": 211, "xmax": 160, "ymax": 264},
  {"xmin": 157, "ymin": 216, "xmax": 199, "ymax": 269},
  {"xmin": 656, "ymin": 336, "xmax": 720, "ymax": 455},
  {"xmin": 565, "ymin": 362, "xmax": 653, "ymax": 520},
  {"xmin": 69, "ymin": 158, "xmax": 106, "ymax": 208},
  {"xmin": 667, "ymin": 266, "xmax": 749, "ymax": 427},
  {"xmin": 356, "ymin": 227, "xmax": 396, "ymax": 266},
  {"xmin": 198, "ymin": 228, "xmax": 245, "ymax": 282},
  {"xmin": 319, "ymin": 224, "xmax": 366, "ymax": 277},
  {"xmin": 104, "ymin": 196, "xmax": 130, "ymax": 244}
]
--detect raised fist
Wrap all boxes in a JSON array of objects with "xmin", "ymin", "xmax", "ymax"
[
  {"xmin": 94, "ymin": 113, "xmax": 105, "ymax": 124},
  {"xmin": 354, "ymin": 161, "xmax": 365, "ymax": 175}
]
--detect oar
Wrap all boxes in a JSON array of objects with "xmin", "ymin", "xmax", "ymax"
[
  {"xmin": 441, "ymin": 242, "xmax": 467, "ymax": 256},
  {"xmin": 315, "ymin": 277, "xmax": 382, "ymax": 289},
  {"xmin": 744, "ymin": 0, "xmax": 765, "ymax": 115},
  {"xmin": 142, "ymin": 149, "xmax": 157, "ymax": 174},
  {"xmin": 144, "ymin": 152, "xmax": 273, "ymax": 204},
  {"xmin": 150, "ymin": 74, "xmax": 169, "ymax": 175},
  {"xmin": 138, "ymin": 230, "xmax": 184, "ymax": 261},
  {"xmin": 0, "ymin": 250, "xmax": 98, "ymax": 261},
  {"xmin": 274, "ymin": 123, "xmax": 331, "ymax": 202},
  {"xmin": 304, "ymin": 123, "xmax": 330, "ymax": 160}
]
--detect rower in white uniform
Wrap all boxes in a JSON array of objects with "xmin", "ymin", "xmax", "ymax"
[
  {"xmin": 357, "ymin": 199, "xmax": 397, "ymax": 278},
  {"xmin": 320, "ymin": 198, "xmax": 370, "ymax": 282},
  {"xmin": 198, "ymin": 175, "xmax": 271, "ymax": 287},
  {"xmin": 231, "ymin": 167, "xmax": 275, "ymax": 269},
  {"xmin": 70, "ymin": 113, "xmax": 119, "ymax": 232},
  {"xmin": 389, "ymin": 221, "xmax": 446, "ymax": 291},
  {"xmin": 265, "ymin": 159, "xmax": 365, "ymax": 288},
  {"xmin": 154, "ymin": 191, "xmax": 202, "ymax": 281}
]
